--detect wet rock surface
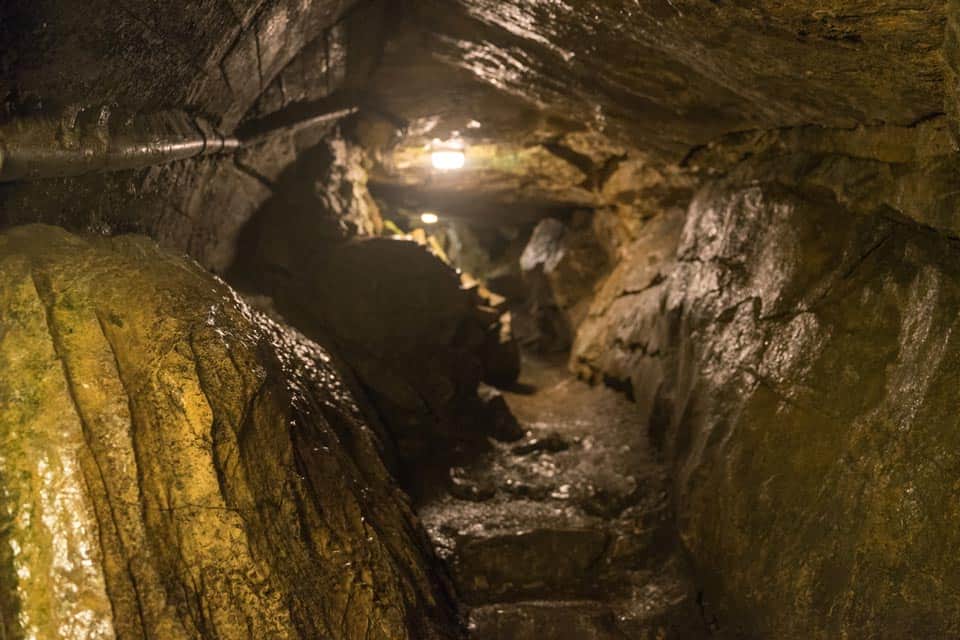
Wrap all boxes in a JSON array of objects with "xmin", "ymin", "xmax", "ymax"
[
  {"xmin": 573, "ymin": 209, "xmax": 685, "ymax": 408},
  {"xmin": 233, "ymin": 232, "xmax": 520, "ymax": 489},
  {"xmin": 366, "ymin": 0, "xmax": 950, "ymax": 220},
  {"xmin": 0, "ymin": 224, "xmax": 455, "ymax": 639},
  {"xmin": 408, "ymin": 0, "xmax": 944, "ymax": 158},
  {"xmin": 518, "ymin": 216, "xmax": 609, "ymax": 352},
  {"xmin": 685, "ymin": 116, "xmax": 960, "ymax": 239},
  {"xmin": 419, "ymin": 355, "xmax": 708, "ymax": 639},
  {"xmin": 948, "ymin": 0, "xmax": 960, "ymax": 141},
  {"xmin": 576, "ymin": 178, "xmax": 960, "ymax": 638},
  {"xmin": 0, "ymin": 1, "xmax": 367, "ymax": 275},
  {"xmin": 0, "ymin": 0, "xmax": 357, "ymax": 125}
]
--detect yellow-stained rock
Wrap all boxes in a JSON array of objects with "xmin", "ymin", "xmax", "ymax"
[{"xmin": 0, "ymin": 224, "xmax": 453, "ymax": 639}]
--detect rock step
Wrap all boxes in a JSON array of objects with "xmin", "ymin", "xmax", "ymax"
[
  {"xmin": 423, "ymin": 495, "xmax": 675, "ymax": 605},
  {"xmin": 467, "ymin": 588, "xmax": 707, "ymax": 640},
  {"xmin": 451, "ymin": 527, "xmax": 610, "ymax": 603},
  {"xmin": 468, "ymin": 600, "xmax": 628, "ymax": 640},
  {"xmin": 417, "ymin": 356, "xmax": 709, "ymax": 636}
]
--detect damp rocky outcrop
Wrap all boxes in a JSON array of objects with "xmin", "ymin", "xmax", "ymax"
[
  {"xmin": 0, "ymin": 224, "xmax": 456, "ymax": 639},
  {"xmin": 231, "ymin": 225, "xmax": 520, "ymax": 490},
  {"xmin": 517, "ymin": 215, "xmax": 609, "ymax": 353},
  {"xmin": 575, "ymin": 175, "xmax": 960, "ymax": 637}
]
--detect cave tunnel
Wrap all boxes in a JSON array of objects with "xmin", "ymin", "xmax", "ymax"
[{"xmin": 0, "ymin": 1, "xmax": 958, "ymax": 638}]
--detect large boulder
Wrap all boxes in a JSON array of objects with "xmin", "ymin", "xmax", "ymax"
[
  {"xmin": 0, "ymin": 225, "xmax": 455, "ymax": 639},
  {"xmin": 576, "ymin": 181, "xmax": 960, "ymax": 638},
  {"xmin": 233, "ymin": 231, "xmax": 519, "ymax": 489}
]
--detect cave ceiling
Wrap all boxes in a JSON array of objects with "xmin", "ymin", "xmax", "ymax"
[
  {"xmin": 358, "ymin": 0, "xmax": 949, "ymax": 216},
  {"xmin": 0, "ymin": 0, "xmax": 955, "ymax": 226}
]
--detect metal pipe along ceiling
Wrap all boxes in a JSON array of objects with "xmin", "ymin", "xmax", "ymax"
[
  {"xmin": 0, "ymin": 110, "xmax": 239, "ymax": 182},
  {"xmin": 0, "ymin": 99, "xmax": 358, "ymax": 182}
]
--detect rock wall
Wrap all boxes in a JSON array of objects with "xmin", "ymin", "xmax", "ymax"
[
  {"xmin": 0, "ymin": 0, "xmax": 357, "ymax": 126},
  {"xmin": 575, "ymin": 171, "xmax": 960, "ymax": 636},
  {"xmin": 517, "ymin": 215, "xmax": 609, "ymax": 353},
  {"xmin": 0, "ymin": 225, "xmax": 455, "ymax": 639},
  {"xmin": 686, "ymin": 116, "xmax": 960, "ymax": 238},
  {"xmin": 2, "ymin": 1, "xmax": 959, "ymax": 635},
  {"xmin": 0, "ymin": 0, "xmax": 371, "ymax": 274},
  {"xmin": 947, "ymin": 0, "xmax": 960, "ymax": 142}
]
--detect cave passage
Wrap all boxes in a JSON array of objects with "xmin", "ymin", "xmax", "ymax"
[{"xmin": 1, "ymin": 1, "xmax": 960, "ymax": 639}]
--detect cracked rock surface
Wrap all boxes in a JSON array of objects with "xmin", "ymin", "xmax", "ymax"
[
  {"xmin": 0, "ymin": 224, "xmax": 455, "ymax": 639},
  {"xmin": 407, "ymin": 0, "xmax": 945, "ymax": 157},
  {"xmin": 576, "ymin": 177, "xmax": 960, "ymax": 637}
]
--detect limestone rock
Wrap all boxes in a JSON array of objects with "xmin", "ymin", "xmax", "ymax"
[
  {"xmin": 576, "ymin": 180, "xmax": 960, "ymax": 637},
  {"xmin": 685, "ymin": 116, "xmax": 960, "ymax": 239},
  {"xmin": 947, "ymin": 1, "xmax": 960, "ymax": 142},
  {"xmin": 474, "ymin": 384, "xmax": 523, "ymax": 443},
  {"xmin": 0, "ymin": 0, "xmax": 362, "ymax": 278},
  {"xmin": 420, "ymin": 355, "xmax": 704, "ymax": 638},
  {"xmin": 572, "ymin": 208, "xmax": 684, "ymax": 433},
  {"xmin": 520, "ymin": 217, "xmax": 608, "ymax": 352},
  {"xmin": 452, "ymin": 528, "xmax": 609, "ymax": 604},
  {"xmin": 0, "ymin": 224, "xmax": 454, "ymax": 639},
  {"xmin": 468, "ymin": 601, "xmax": 627, "ymax": 640}
]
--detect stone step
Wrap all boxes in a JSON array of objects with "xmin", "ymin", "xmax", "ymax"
[
  {"xmin": 452, "ymin": 527, "xmax": 610, "ymax": 603},
  {"xmin": 423, "ymin": 494, "xmax": 675, "ymax": 604},
  {"xmin": 416, "ymin": 356, "xmax": 707, "ymax": 636},
  {"xmin": 468, "ymin": 601, "xmax": 628, "ymax": 640},
  {"xmin": 467, "ymin": 587, "xmax": 709, "ymax": 640}
]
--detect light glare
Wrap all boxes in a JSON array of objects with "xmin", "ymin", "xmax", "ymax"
[
  {"xmin": 420, "ymin": 212, "xmax": 439, "ymax": 224},
  {"xmin": 431, "ymin": 150, "xmax": 465, "ymax": 170}
]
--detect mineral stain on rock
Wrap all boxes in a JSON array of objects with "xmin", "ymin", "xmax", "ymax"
[{"xmin": 0, "ymin": 225, "xmax": 454, "ymax": 639}]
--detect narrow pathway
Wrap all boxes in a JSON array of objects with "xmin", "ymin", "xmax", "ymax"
[{"xmin": 417, "ymin": 355, "xmax": 710, "ymax": 639}]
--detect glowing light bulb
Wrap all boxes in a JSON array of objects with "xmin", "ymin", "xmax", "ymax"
[
  {"xmin": 431, "ymin": 150, "xmax": 465, "ymax": 170},
  {"xmin": 420, "ymin": 212, "xmax": 439, "ymax": 224}
]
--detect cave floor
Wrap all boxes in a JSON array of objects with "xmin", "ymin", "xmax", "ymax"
[{"xmin": 418, "ymin": 354, "xmax": 710, "ymax": 639}]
